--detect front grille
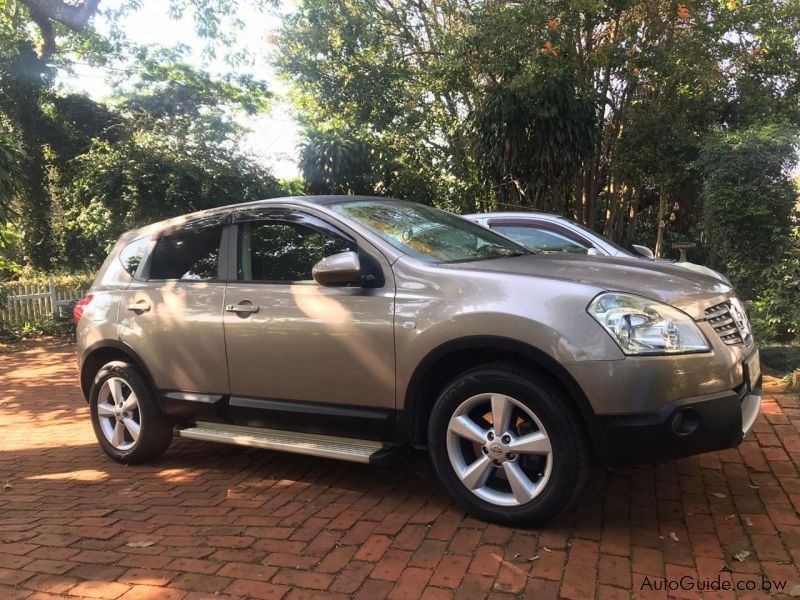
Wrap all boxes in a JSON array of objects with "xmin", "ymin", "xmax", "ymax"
[{"xmin": 703, "ymin": 301, "xmax": 750, "ymax": 346}]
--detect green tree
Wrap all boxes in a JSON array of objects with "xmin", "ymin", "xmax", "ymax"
[
  {"xmin": 0, "ymin": 0, "xmax": 276, "ymax": 268},
  {"xmin": 300, "ymin": 131, "xmax": 376, "ymax": 196},
  {"xmin": 55, "ymin": 55, "xmax": 282, "ymax": 269},
  {"xmin": 700, "ymin": 124, "xmax": 799, "ymax": 298},
  {"xmin": 279, "ymin": 0, "xmax": 800, "ymax": 251}
]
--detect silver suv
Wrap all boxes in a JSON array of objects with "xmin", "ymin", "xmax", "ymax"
[{"xmin": 76, "ymin": 196, "xmax": 761, "ymax": 524}]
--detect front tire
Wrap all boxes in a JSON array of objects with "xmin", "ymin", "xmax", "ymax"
[
  {"xmin": 427, "ymin": 364, "xmax": 589, "ymax": 525},
  {"xmin": 89, "ymin": 361, "xmax": 173, "ymax": 463}
]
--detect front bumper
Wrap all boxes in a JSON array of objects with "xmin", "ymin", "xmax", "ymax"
[{"xmin": 591, "ymin": 350, "xmax": 761, "ymax": 465}]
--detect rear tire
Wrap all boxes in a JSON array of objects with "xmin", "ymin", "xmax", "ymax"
[
  {"xmin": 89, "ymin": 361, "xmax": 173, "ymax": 463},
  {"xmin": 427, "ymin": 363, "xmax": 589, "ymax": 525}
]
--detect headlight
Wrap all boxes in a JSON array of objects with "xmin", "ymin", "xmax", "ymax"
[{"xmin": 588, "ymin": 293, "xmax": 710, "ymax": 355}]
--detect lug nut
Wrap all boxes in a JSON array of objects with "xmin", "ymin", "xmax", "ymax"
[
  {"xmin": 506, "ymin": 452, "xmax": 516, "ymax": 460},
  {"xmin": 487, "ymin": 432, "xmax": 494, "ymax": 441},
  {"xmin": 481, "ymin": 447, "xmax": 489, "ymax": 455},
  {"xmin": 501, "ymin": 434, "xmax": 511, "ymax": 444}
]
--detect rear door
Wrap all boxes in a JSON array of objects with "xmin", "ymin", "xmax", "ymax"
[
  {"xmin": 221, "ymin": 207, "xmax": 396, "ymax": 438},
  {"xmin": 119, "ymin": 214, "xmax": 230, "ymax": 396}
]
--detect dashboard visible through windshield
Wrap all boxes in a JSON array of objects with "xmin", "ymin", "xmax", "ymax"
[{"xmin": 332, "ymin": 200, "xmax": 530, "ymax": 263}]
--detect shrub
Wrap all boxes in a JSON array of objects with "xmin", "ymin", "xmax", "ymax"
[
  {"xmin": 0, "ymin": 317, "xmax": 74, "ymax": 342},
  {"xmin": 700, "ymin": 125, "xmax": 799, "ymax": 299},
  {"xmin": 749, "ymin": 238, "xmax": 800, "ymax": 343}
]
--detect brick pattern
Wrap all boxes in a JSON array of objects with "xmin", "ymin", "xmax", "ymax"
[{"xmin": 0, "ymin": 343, "xmax": 799, "ymax": 598}]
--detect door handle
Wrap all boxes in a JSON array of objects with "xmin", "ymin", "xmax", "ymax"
[
  {"xmin": 127, "ymin": 301, "xmax": 151, "ymax": 312},
  {"xmin": 225, "ymin": 303, "xmax": 260, "ymax": 314}
]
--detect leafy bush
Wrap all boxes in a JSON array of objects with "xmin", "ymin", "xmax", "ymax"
[
  {"xmin": 700, "ymin": 125, "xmax": 799, "ymax": 299},
  {"xmin": 59, "ymin": 128, "xmax": 283, "ymax": 270},
  {"xmin": 10, "ymin": 267, "xmax": 95, "ymax": 290},
  {"xmin": 749, "ymin": 239, "xmax": 800, "ymax": 343},
  {"xmin": 0, "ymin": 317, "xmax": 74, "ymax": 342},
  {"xmin": 0, "ymin": 221, "xmax": 22, "ymax": 277}
]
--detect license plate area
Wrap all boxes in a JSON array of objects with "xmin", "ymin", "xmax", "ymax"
[{"xmin": 744, "ymin": 349, "xmax": 761, "ymax": 393}]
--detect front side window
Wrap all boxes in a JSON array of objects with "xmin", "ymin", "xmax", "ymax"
[
  {"xmin": 492, "ymin": 225, "xmax": 590, "ymax": 254},
  {"xmin": 149, "ymin": 225, "xmax": 222, "ymax": 280},
  {"xmin": 119, "ymin": 235, "xmax": 151, "ymax": 277},
  {"xmin": 238, "ymin": 220, "xmax": 353, "ymax": 282},
  {"xmin": 331, "ymin": 200, "xmax": 528, "ymax": 263}
]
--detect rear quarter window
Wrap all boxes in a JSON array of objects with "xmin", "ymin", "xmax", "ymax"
[{"xmin": 118, "ymin": 235, "xmax": 151, "ymax": 278}]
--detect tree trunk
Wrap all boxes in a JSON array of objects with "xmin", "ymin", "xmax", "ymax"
[
  {"xmin": 654, "ymin": 189, "xmax": 668, "ymax": 258},
  {"xmin": 18, "ymin": 146, "xmax": 54, "ymax": 269}
]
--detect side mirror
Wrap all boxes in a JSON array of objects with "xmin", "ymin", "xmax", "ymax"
[
  {"xmin": 312, "ymin": 251, "xmax": 361, "ymax": 286},
  {"xmin": 586, "ymin": 248, "xmax": 599, "ymax": 256},
  {"xmin": 631, "ymin": 244, "xmax": 655, "ymax": 260}
]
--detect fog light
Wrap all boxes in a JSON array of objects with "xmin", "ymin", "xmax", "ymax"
[{"xmin": 671, "ymin": 408, "xmax": 699, "ymax": 436}]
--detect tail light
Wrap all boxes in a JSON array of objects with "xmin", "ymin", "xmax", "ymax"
[{"xmin": 73, "ymin": 294, "xmax": 94, "ymax": 326}]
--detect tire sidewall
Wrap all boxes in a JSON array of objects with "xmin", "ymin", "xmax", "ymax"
[{"xmin": 428, "ymin": 367, "xmax": 583, "ymax": 525}]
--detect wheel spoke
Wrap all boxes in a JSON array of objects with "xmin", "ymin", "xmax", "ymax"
[
  {"xmin": 109, "ymin": 379, "xmax": 124, "ymax": 404},
  {"xmin": 111, "ymin": 421, "xmax": 125, "ymax": 447},
  {"xmin": 459, "ymin": 455, "xmax": 494, "ymax": 490},
  {"xmin": 509, "ymin": 431, "xmax": 551, "ymax": 455},
  {"xmin": 97, "ymin": 403, "xmax": 115, "ymax": 418},
  {"xmin": 123, "ymin": 418, "xmax": 140, "ymax": 442},
  {"xmin": 502, "ymin": 461, "xmax": 536, "ymax": 504},
  {"xmin": 122, "ymin": 393, "xmax": 138, "ymax": 412},
  {"xmin": 449, "ymin": 415, "xmax": 488, "ymax": 444},
  {"xmin": 491, "ymin": 394, "xmax": 513, "ymax": 434}
]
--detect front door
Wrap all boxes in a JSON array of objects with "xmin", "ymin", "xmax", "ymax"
[
  {"xmin": 119, "ymin": 215, "xmax": 229, "ymax": 397},
  {"xmin": 222, "ymin": 208, "xmax": 396, "ymax": 438}
]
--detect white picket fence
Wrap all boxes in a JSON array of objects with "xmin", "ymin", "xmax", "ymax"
[{"xmin": 0, "ymin": 278, "xmax": 91, "ymax": 327}]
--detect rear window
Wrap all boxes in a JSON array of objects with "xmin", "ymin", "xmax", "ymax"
[
  {"xmin": 118, "ymin": 235, "xmax": 151, "ymax": 277},
  {"xmin": 149, "ymin": 225, "xmax": 223, "ymax": 281}
]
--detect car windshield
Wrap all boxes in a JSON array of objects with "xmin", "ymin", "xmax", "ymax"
[{"xmin": 332, "ymin": 200, "xmax": 531, "ymax": 263}]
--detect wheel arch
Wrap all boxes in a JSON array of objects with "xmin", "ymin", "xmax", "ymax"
[
  {"xmin": 401, "ymin": 336, "xmax": 601, "ymax": 453},
  {"xmin": 80, "ymin": 341, "xmax": 159, "ymax": 404}
]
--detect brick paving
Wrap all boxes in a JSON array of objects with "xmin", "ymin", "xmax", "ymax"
[{"xmin": 0, "ymin": 342, "xmax": 798, "ymax": 599}]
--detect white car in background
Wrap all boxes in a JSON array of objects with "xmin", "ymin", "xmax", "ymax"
[{"xmin": 464, "ymin": 212, "xmax": 730, "ymax": 284}]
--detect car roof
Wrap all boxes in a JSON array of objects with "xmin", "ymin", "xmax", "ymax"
[
  {"xmin": 120, "ymin": 195, "xmax": 402, "ymax": 242},
  {"xmin": 463, "ymin": 212, "xmax": 567, "ymax": 222}
]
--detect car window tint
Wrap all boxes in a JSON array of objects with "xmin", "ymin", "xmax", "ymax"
[
  {"xmin": 119, "ymin": 235, "xmax": 151, "ymax": 277},
  {"xmin": 494, "ymin": 225, "xmax": 589, "ymax": 254},
  {"xmin": 238, "ymin": 220, "xmax": 353, "ymax": 282},
  {"xmin": 149, "ymin": 226, "xmax": 222, "ymax": 280}
]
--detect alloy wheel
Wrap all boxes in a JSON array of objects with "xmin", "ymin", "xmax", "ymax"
[
  {"xmin": 446, "ymin": 392, "xmax": 553, "ymax": 507},
  {"xmin": 96, "ymin": 376, "xmax": 141, "ymax": 451}
]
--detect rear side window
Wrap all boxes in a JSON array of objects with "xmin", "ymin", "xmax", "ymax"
[
  {"xmin": 149, "ymin": 225, "xmax": 223, "ymax": 281},
  {"xmin": 118, "ymin": 235, "xmax": 151, "ymax": 277}
]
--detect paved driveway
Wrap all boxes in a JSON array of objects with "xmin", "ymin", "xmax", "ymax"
[{"xmin": 0, "ymin": 342, "xmax": 798, "ymax": 599}]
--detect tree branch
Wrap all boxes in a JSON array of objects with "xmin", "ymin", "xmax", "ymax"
[
  {"xmin": 21, "ymin": 0, "xmax": 100, "ymax": 31},
  {"xmin": 21, "ymin": 0, "xmax": 100, "ymax": 57}
]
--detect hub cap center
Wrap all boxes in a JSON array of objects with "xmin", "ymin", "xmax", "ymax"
[{"xmin": 488, "ymin": 441, "xmax": 504, "ymax": 457}]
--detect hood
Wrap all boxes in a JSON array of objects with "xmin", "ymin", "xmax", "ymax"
[
  {"xmin": 443, "ymin": 253, "xmax": 732, "ymax": 313},
  {"xmin": 673, "ymin": 261, "xmax": 732, "ymax": 286}
]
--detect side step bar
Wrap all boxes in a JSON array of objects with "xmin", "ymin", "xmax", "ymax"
[{"xmin": 178, "ymin": 421, "xmax": 399, "ymax": 465}]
